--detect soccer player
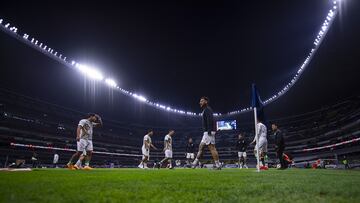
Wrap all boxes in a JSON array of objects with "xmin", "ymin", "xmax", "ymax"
[
  {"xmin": 236, "ymin": 133, "xmax": 248, "ymax": 169},
  {"xmin": 67, "ymin": 113, "xmax": 102, "ymax": 170},
  {"xmin": 53, "ymin": 152, "xmax": 59, "ymax": 168},
  {"xmin": 73, "ymin": 150, "xmax": 86, "ymax": 169},
  {"xmin": 192, "ymin": 97, "xmax": 221, "ymax": 170},
  {"xmin": 156, "ymin": 130, "xmax": 175, "ymax": 169},
  {"xmin": 138, "ymin": 130, "xmax": 157, "ymax": 169},
  {"xmin": 271, "ymin": 123, "xmax": 286, "ymax": 169},
  {"xmin": 185, "ymin": 138, "xmax": 195, "ymax": 165},
  {"xmin": 250, "ymin": 118, "xmax": 268, "ymax": 170}
]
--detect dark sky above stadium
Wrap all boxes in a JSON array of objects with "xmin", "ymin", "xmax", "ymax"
[{"xmin": 0, "ymin": 0, "xmax": 359, "ymax": 121}]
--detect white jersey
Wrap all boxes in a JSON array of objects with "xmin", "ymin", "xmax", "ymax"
[
  {"xmin": 53, "ymin": 154, "xmax": 59, "ymax": 163},
  {"xmin": 78, "ymin": 119, "xmax": 95, "ymax": 140},
  {"xmin": 164, "ymin": 134, "xmax": 172, "ymax": 151},
  {"xmin": 143, "ymin": 134, "xmax": 152, "ymax": 149},
  {"xmin": 253, "ymin": 122, "xmax": 267, "ymax": 143}
]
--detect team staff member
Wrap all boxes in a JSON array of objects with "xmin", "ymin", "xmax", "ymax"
[{"xmin": 272, "ymin": 123, "xmax": 286, "ymax": 169}]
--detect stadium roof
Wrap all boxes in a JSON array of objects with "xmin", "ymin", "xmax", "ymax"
[{"xmin": 0, "ymin": 0, "xmax": 359, "ymax": 121}]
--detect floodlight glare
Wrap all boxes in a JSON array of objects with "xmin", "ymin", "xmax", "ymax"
[
  {"xmin": 132, "ymin": 94, "xmax": 147, "ymax": 102},
  {"xmin": 105, "ymin": 78, "xmax": 117, "ymax": 88},
  {"xmin": 76, "ymin": 64, "xmax": 104, "ymax": 81},
  {"xmin": 0, "ymin": 0, "xmax": 340, "ymax": 116}
]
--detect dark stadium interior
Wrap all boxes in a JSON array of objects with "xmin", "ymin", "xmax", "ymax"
[{"xmin": 0, "ymin": 0, "xmax": 360, "ymax": 170}]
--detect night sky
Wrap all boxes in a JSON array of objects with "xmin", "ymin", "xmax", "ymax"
[{"xmin": 0, "ymin": 0, "xmax": 359, "ymax": 122}]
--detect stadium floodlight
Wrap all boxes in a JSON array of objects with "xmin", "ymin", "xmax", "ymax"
[
  {"xmin": 132, "ymin": 94, "xmax": 147, "ymax": 102},
  {"xmin": 0, "ymin": 0, "xmax": 340, "ymax": 117},
  {"xmin": 76, "ymin": 64, "xmax": 104, "ymax": 81},
  {"xmin": 105, "ymin": 78, "xmax": 117, "ymax": 88}
]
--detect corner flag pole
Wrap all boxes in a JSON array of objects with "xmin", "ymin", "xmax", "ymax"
[{"xmin": 253, "ymin": 107, "xmax": 260, "ymax": 172}]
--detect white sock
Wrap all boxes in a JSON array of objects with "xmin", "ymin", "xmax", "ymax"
[
  {"xmin": 215, "ymin": 160, "xmax": 220, "ymax": 167},
  {"xmin": 75, "ymin": 159, "xmax": 82, "ymax": 167},
  {"xmin": 193, "ymin": 159, "xmax": 199, "ymax": 165}
]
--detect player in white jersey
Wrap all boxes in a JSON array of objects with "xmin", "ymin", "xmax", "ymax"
[
  {"xmin": 156, "ymin": 130, "xmax": 175, "ymax": 169},
  {"xmin": 67, "ymin": 113, "xmax": 102, "ymax": 170},
  {"xmin": 53, "ymin": 153, "xmax": 59, "ymax": 168},
  {"xmin": 138, "ymin": 130, "xmax": 157, "ymax": 169},
  {"xmin": 73, "ymin": 150, "xmax": 87, "ymax": 169},
  {"xmin": 250, "ymin": 119, "xmax": 268, "ymax": 169}
]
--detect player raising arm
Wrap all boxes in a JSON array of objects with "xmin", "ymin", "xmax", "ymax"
[{"xmin": 67, "ymin": 113, "xmax": 102, "ymax": 170}]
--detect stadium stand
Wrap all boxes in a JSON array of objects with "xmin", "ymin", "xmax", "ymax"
[{"xmin": 0, "ymin": 88, "xmax": 359, "ymax": 168}]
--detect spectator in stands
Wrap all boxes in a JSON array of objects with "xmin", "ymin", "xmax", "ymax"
[{"xmin": 271, "ymin": 123, "xmax": 286, "ymax": 169}]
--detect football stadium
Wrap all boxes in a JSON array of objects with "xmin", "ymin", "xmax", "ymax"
[{"xmin": 1, "ymin": 0, "xmax": 360, "ymax": 202}]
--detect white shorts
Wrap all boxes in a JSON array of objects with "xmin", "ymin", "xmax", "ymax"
[
  {"xmin": 254, "ymin": 138, "xmax": 268, "ymax": 153},
  {"xmin": 165, "ymin": 149, "xmax": 173, "ymax": 158},
  {"xmin": 238, "ymin": 152, "xmax": 247, "ymax": 158},
  {"xmin": 142, "ymin": 146, "xmax": 150, "ymax": 157},
  {"xmin": 77, "ymin": 139, "xmax": 93, "ymax": 152},
  {"xmin": 186, "ymin": 153, "xmax": 195, "ymax": 159},
  {"xmin": 201, "ymin": 131, "xmax": 216, "ymax": 145}
]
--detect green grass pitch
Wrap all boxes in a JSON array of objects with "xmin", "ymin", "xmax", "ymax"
[{"xmin": 0, "ymin": 168, "xmax": 359, "ymax": 203}]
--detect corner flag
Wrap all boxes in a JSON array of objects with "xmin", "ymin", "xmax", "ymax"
[
  {"xmin": 251, "ymin": 83, "xmax": 265, "ymax": 172},
  {"xmin": 251, "ymin": 83, "xmax": 265, "ymax": 123}
]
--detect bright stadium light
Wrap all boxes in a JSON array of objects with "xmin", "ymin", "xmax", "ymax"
[
  {"xmin": 132, "ymin": 94, "xmax": 147, "ymax": 102},
  {"xmin": 105, "ymin": 78, "xmax": 117, "ymax": 88},
  {"xmin": 76, "ymin": 64, "xmax": 104, "ymax": 81},
  {"xmin": 0, "ymin": 0, "xmax": 341, "ymax": 116}
]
